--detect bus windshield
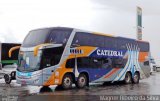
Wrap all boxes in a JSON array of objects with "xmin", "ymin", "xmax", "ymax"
[
  {"xmin": 17, "ymin": 46, "xmax": 64, "ymax": 72},
  {"xmin": 17, "ymin": 51, "xmax": 42, "ymax": 72},
  {"xmin": 22, "ymin": 28, "xmax": 72, "ymax": 47}
]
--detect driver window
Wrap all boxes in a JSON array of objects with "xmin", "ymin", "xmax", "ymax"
[{"xmin": 41, "ymin": 47, "xmax": 64, "ymax": 69}]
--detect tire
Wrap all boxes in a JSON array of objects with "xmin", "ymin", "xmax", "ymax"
[
  {"xmin": 4, "ymin": 74, "xmax": 12, "ymax": 84},
  {"xmin": 124, "ymin": 72, "xmax": 132, "ymax": 84},
  {"xmin": 11, "ymin": 71, "xmax": 16, "ymax": 80},
  {"xmin": 61, "ymin": 74, "xmax": 73, "ymax": 89},
  {"xmin": 133, "ymin": 72, "xmax": 140, "ymax": 84},
  {"xmin": 76, "ymin": 74, "xmax": 88, "ymax": 88},
  {"xmin": 40, "ymin": 86, "xmax": 52, "ymax": 93}
]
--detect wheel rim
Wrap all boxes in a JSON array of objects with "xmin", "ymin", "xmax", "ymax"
[
  {"xmin": 78, "ymin": 76, "xmax": 86, "ymax": 87},
  {"xmin": 134, "ymin": 74, "xmax": 139, "ymax": 82},
  {"xmin": 125, "ymin": 74, "xmax": 131, "ymax": 83},
  {"xmin": 64, "ymin": 77, "xmax": 71, "ymax": 87}
]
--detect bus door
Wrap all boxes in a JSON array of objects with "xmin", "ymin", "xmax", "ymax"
[
  {"xmin": 41, "ymin": 55, "xmax": 53, "ymax": 84},
  {"xmin": 41, "ymin": 47, "xmax": 62, "ymax": 84}
]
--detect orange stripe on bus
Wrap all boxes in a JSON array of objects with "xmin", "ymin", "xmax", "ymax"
[{"xmin": 104, "ymin": 68, "xmax": 120, "ymax": 78}]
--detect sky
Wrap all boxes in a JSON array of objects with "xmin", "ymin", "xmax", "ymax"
[{"xmin": 0, "ymin": 0, "xmax": 160, "ymax": 64}]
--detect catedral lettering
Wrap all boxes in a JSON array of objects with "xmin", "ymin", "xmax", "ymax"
[
  {"xmin": 97, "ymin": 49, "xmax": 123, "ymax": 57},
  {"xmin": 16, "ymin": 27, "xmax": 150, "ymax": 89}
]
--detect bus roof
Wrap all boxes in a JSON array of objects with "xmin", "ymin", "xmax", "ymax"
[
  {"xmin": 29, "ymin": 27, "xmax": 149, "ymax": 43},
  {"xmin": 30, "ymin": 27, "xmax": 73, "ymax": 32},
  {"xmin": 92, "ymin": 32, "xmax": 115, "ymax": 37},
  {"xmin": 136, "ymin": 40, "xmax": 149, "ymax": 43}
]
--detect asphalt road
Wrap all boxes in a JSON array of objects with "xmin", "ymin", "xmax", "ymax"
[{"xmin": 1, "ymin": 72, "xmax": 160, "ymax": 101}]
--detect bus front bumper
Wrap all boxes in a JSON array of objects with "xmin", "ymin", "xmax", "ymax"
[{"xmin": 16, "ymin": 71, "xmax": 43, "ymax": 86}]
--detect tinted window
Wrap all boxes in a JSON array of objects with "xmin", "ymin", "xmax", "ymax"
[
  {"xmin": 22, "ymin": 29, "xmax": 51, "ymax": 47},
  {"xmin": 116, "ymin": 39, "xmax": 127, "ymax": 50},
  {"xmin": 102, "ymin": 58, "xmax": 112, "ymax": 68},
  {"xmin": 72, "ymin": 32, "xmax": 104, "ymax": 47},
  {"xmin": 116, "ymin": 37, "xmax": 150, "ymax": 52},
  {"xmin": 116, "ymin": 37, "xmax": 135, "ymax": 50},
  {"xmin": 66, "ymin": 58, "xmax": 75, "ymax": 68},
  {"xmin": 22, "ymin": 28, "xmax": 72, "ymax": 47},
  {"xmin": 66, "ymin": 57, "xmax": 126, "ymax": 68},
  {"xmin": 77, "ymin": 57, "xmax": 90, "ymax": 68},
  {"xmin": 144, "ymin": 61, "xmax": 149, "ymax": 66},
  {"xmin": 47, "ymin": 29, "xmax": 72, "ymax": 44},
  {"xmin": 112, "ymin": 58, "xmax": 127, "ymax": 68},
  {"xmin": 77, "ymin": 57, "xmax": 103, "ymax": 68},
  {"xmin": 40, "ymin": 47, "xmax": 64, "ymax": 69},
  {"xmin": 90, "ymin": 58, "xmax": 103, "ymax": 68},
  {"xmin": 104, "ymin": 37, "xmax": 116, "ymax": 49},
  {"xmin": 138, "ymin": 42, "xmax": 149, "ymax": 52}
]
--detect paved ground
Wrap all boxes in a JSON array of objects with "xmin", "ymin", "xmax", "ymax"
[{"xmin": 0, "ymin": 72, "xmax": 160, "ymax": 101}]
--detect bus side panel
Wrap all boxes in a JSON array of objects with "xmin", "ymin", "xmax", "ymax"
[
  {"xmin": 138, "ymin": 52, "xmax": 150, "ymax": 79},
  {"xmin": 89, "ymin": 46, "xmax": 150, "ymax": 83},
  {"xmin": 42, "ymin": 42, "xmax": 150, "ymax": 85}
]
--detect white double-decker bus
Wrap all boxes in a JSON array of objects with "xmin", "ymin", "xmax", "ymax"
[{"xmin": 16, "ymin": 27, "xmax": 150, "ymax": 89}]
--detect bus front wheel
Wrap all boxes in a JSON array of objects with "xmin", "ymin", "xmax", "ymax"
[
  {"xmin": 124, "ymin": 72, "xmax": 132, "ymax": 84},
  {"xmin": 76, "ymin": 74, "xmax": 88, "ymax": 88},
  {"xmin": 61, "ymin": 74, "xmax": 73, "ymax": 89}
]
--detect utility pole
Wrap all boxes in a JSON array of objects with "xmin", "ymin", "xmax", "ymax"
[{"xmin": 137, "ymin": 6, "xmax": 142, "ymax": 40}]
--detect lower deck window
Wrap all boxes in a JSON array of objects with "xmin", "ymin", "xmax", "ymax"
[{"xmin": 65, "ymin": 57, "xmax": 126, "ymax": 68}]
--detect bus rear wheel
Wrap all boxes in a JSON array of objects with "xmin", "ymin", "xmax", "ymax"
[
  {"xmin": 61, "ymin": 74, "xmax": 73, "ymax": 89},
  {"xmin": 76, "ymin": 74, "xmax": 88, "ymax": 88},
  {"xmin": 124, "ymin": 72, "xmax": 132, "ymax": 84},
  {"xmin": 133, "ymin": 72, "xmax": 140, "ymax": 84}
]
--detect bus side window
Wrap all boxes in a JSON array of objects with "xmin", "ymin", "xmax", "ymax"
[
  {"xmin": 77, "ymin": 57, "xmax": 90, "ymax": 68},
  {"xmin": 72, "ymin": 32, "xmax": 104, "ymax": 47},
  {"xmin": 48, "ymin": 29, "xmax": 71, "ymax": 44},
  {"xmin": 92, "ymin": 58, "xmax": 102, "ymax": 68},
  {"xmin": 102, "ymin": 58, "xmax": 112, "ymax": 68},
  {"xmin": 112, "ymin": 58, "xmax": 126, "ymax": 68},
  {"xmin": 144, "ymin": 61, "xmax": 149, "ymax": 66},
  {"xmin": 66, "ymin": 58, "xmax": 75, "ymax": 68}
]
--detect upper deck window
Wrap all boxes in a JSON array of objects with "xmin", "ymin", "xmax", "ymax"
[
  {"xmin": 47, "ymin": 29, "xmax": 71, "ymax": 44},
  {"xmin": 22, "ymin": 29, "xmax": 51, "ymax": 47},
  {"xmin": 72, "ymin": 32, "xmax": 104, "ymax": 47},
  {"xmin": 22, "ymin": 28, "xmax": 72, "ymax": 47}
]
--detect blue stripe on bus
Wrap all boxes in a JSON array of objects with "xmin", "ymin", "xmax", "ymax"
[{"xmin": 118, "ymin": 51, "xmax": 132, "ymax": 81}]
